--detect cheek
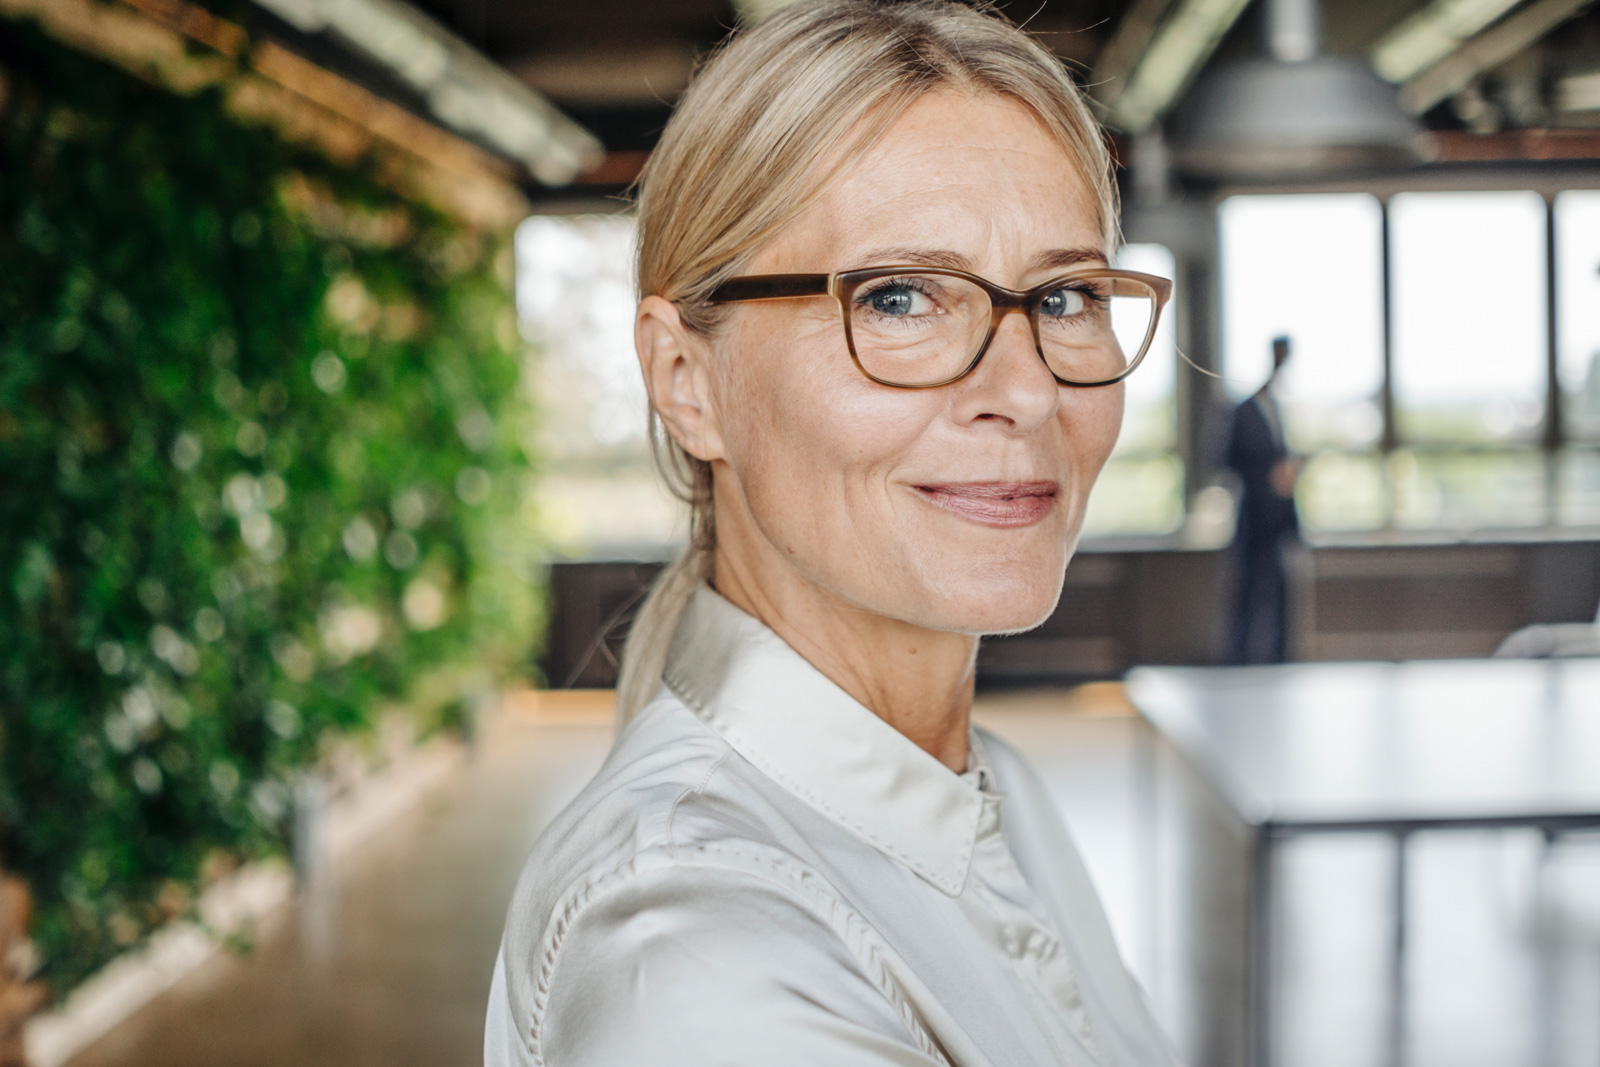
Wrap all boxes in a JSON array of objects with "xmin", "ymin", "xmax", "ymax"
[
  {"xmin": 1060, "ymin": 383, "xmax": 1124, "ymax": 485},
  {"xmin": 717, "ymin": 313, "xmax": 932, "ymax": 528}
]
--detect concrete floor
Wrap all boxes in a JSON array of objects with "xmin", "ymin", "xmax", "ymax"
[{"xmin": 62, "ymin": 689, "xmax": 1600, "ymax": 1067}]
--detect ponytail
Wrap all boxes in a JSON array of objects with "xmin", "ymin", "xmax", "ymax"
[{"xmin": 613, "ymin": 420, "xmax": 714, "ymax": 725}]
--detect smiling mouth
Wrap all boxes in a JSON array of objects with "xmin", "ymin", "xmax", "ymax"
[{"xmin": 913, "ymin": 482, "xmax": 1058, "ymax": 528}]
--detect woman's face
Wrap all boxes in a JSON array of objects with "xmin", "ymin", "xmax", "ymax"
[{"xmin": 705, "ymin": 90, "xmax": 1122, "ymax": 635}]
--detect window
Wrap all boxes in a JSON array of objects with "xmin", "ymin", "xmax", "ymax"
[
  {"xmin": 1390, "ymin": 191, "xmax": 1547, "ymax": 446},
  {"xmin": 1220, "ymin": 195, "xmax": 1385, "ymax": 451},
  {"xmin": 1220, "ymin": 188, "xmax": 1598, "ymax": 536},
  {"xmin": 1555, "ymin": 191, "xmax": 1600, "ymax": 440},
  {"xmin": 1389, "ymin": 192, "xmax": 1549, "ymax": 529},
  {"xmin": 1220, "ymin": 195, "xmax": 1386, "ymax": 531},
  {"xmin": 1556, "ymin": 190, "xmax": 1600, "ymax": 522},
  {"xmin": 515, "ymin": 214, "xmax": 681, "ymax": 556},
  {"xmin": 1082, "ymin": 243, "xmax": 1183, "ymax": 537}
]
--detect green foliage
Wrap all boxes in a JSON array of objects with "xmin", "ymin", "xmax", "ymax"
[{"xmin": 0, "ymin": 22, "xmax": 543, "ymax": 993}]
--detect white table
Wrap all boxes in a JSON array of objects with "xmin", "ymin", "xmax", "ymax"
[{"xmin": 1126, "ymin": 658, "xmax": 1600, "ymax": 1067}]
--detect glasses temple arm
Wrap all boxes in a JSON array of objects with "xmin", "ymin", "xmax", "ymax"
[{"xmin": 708, "ymin": 274, "xmax": 831, "ymax": 303}]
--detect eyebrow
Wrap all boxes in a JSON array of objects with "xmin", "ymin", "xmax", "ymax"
[
  {"xmin": 1032, "ymin": 247, "xmax": 1109, "ymax": 271},
  {"xmin": 851, "ymin": 246, "xmax": 1109, "ymax": 273}
]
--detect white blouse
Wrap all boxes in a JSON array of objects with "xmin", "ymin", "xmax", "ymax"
[{"xmin": 485, "ymin": 586, "xmax": 1179, "ymax": 1067}]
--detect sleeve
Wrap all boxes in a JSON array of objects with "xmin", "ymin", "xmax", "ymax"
[{"xmin": 536, "ymin": 864, "xmax": 944, "ymax": 1067}]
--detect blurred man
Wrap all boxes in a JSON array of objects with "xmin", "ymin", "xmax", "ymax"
[{"xmin": 1225, "ymin": 335, "xmax": 1300, "ymax": 664}]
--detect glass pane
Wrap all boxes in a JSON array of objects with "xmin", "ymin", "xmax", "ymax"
[
  {"xmin": 1390, "ymin": 450, "xmax": 1546, "ymax": 530},
  {"xmin": 515, "ymin": 214, "xmax": 682, "ymax": 556},
  {"xmin": 1390, "ymin": 191, "xmax": 1547, "ymax": 446},
  {"xmin": 1556, "ymin": 190, "xmax": 1600, "ymax": 443},
  {"xmin": 1220, "ymin": 194, "xmax": 1385, "ymax": 450},
  {"xmin": 1297, "ymin": 452, "xmax": 1385, "ymax": 532},
  {"xmin": 1082, "ymin": 454, "xmax": 1184, "ymax": 538},
  {"xmin": 1557, "ymin": 447, "xmax": 1600, "ymax": 526},
  {"xmin": 1113, "ymin": 243, "xmax": 1176, "ymax": 453}
]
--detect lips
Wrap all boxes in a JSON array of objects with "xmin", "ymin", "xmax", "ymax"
[{"xmin": 913, "ymin": 482, "xmax": 1058, "ymax": 528}]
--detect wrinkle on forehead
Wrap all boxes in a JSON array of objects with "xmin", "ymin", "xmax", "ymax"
[{"xmin": 746, "ymin": 90, "xmax": 1104, "ymax": 284}]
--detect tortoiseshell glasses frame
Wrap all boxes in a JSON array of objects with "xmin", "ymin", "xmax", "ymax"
[{"xmin": 707, "ymin": 264, "xmax": 1174, "ymax": 389}]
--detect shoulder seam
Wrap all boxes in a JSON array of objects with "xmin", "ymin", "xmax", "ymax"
[{"xmin": 665, "ymin": 744, "xmax": 731, "ymax": 862}]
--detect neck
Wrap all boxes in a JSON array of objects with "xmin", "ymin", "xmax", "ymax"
[{"xmin": 711, "ymin": 532, "xmax": 976, "ymax": 774}]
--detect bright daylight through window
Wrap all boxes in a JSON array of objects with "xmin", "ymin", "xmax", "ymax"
[
  {"xmin": 1223, "ymin": 188, "xmax": 1600, "ymax": 535},
  {"xmin": 515, "ymin": 214, "xmax": 680, "ymax": 557},
  {"xmin": 1390, "ymin": 191, "xmax": 1547, "ymax": 529},
  {"xmin": 1557, "ymin": 190, "xmax": 1600, "ymax": 524},
  {"xmin": 1221, "ymin": 194, "xmax": 1387, "ymax": 532},
  {"xmin": 1081, "ymin": 242, "xmax": 1182, "ymax": 538}
]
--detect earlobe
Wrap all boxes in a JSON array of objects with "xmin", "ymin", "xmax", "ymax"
[{"xmin": 635, "ymin": 295, "xmax": 726, "ymax": 463}]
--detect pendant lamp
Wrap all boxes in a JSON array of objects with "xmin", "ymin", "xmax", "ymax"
[{"xmin": 1170, "ymin": 0, "xmax": 1432, "ymax": 178}]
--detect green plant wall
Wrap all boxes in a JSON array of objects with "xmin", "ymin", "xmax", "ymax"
[{"xmin": 0, "ymin": 21, "xmax": 543, "ymax": 994}]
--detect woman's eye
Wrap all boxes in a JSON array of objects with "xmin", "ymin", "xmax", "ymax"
[
  {"xmin": 866, "ymin": 285, "xmax": 934, "ymax": 316},
  {"xmin": 1040, "ymin": 288, "xmax": 1088, "ymax": 318}
]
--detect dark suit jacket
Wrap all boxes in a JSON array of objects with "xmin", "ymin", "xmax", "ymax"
[{"xmin": 1225, "ymin": 389, "xmax": 1299, "ymax": 546}]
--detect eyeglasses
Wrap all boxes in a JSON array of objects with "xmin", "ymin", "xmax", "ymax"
[{"xmin": 708, "ymin": 264, "xmax": 1173, "ymax": 389}]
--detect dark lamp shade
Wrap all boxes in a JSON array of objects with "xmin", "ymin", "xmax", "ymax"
[{"xmin": 1171, "ymin": 56, "xmax": 1434, "ymax": 178}]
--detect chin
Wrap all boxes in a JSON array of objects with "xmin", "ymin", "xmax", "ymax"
[
  {"xmin": 909, "ymin": 545, "xmax": 1072, "ymax": 636},
  {"xmin": 897, "ymin": 506, "xmax": 1083, "ymax": 635}
]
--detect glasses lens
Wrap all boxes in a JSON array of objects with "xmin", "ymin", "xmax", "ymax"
[
  {"xmin": 1036, "ymin": 276, "xmax": 1157, "ymax": 385},
  {"xmin": 847, "ymin": 273, "xmax": 990, "ymax": 387}
]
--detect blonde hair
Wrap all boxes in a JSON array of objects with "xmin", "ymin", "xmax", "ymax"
[{"xmin": 614, "ymin": 0, "xmax": 1120, "ymax": 724}]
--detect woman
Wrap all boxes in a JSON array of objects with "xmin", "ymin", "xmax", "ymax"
[{"xmin": 486, "ymin": 3, "xmax": 1177, "ymax": 1065}]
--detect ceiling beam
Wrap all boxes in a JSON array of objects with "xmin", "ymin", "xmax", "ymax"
[
  {"xmin": 1433, "ymin": 126, "xmax": 1600, "ymax": 158},
  {"xmin": 1398, "ymin": 0, "xmax": 1599, "ymax": 114},
  {"xmin": 1091, "ymin": 0, "xmax": 1175, "ymax": 109},
  {"xmin": 249, "ymin": 0, "xmax": 602, "ymax": 184},
  {"xmin": 1111, "ymin": 0, "xmax": 1254, "ymax": 134},
  {"xmin": 1371, "ymin": 0, "xmax": 1525, "ymax": 85},
  {"xmin": 0, "ymin": 0, "xmax": 534, "ymax": 227}
]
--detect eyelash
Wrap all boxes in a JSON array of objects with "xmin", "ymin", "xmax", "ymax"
[
  {"xmin": 1044, "ymin": 283, "xmax": 1110, "ymax": 313},
  {"xmin": 855, "ymin": 277, "xmax": 939, "ymax": 308}
]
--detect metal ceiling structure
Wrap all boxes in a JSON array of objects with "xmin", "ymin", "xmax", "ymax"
[
  {"xmin": 393, "ymin": 0, "xmax": 1600, "ymax": 195},
  {"xmin": 30, "ymin": 0, "xmax": 1598, "ymax": 200}
]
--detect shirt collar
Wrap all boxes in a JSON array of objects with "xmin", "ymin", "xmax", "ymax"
[{"xmin": 662, "ymin": 584, "xmax": 989, "ymax": 896}]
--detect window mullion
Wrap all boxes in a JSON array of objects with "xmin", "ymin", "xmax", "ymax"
[{"xmin": 1380, "ymin": 194, "xmax": 1396, "ymax": 530}]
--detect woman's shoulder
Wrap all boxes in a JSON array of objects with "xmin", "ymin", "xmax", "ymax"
[
  {"xmin": 488, "ymin": 693, "xmax": 937, "ymax": 1066},
  {"xmin": 493, "ymin": 690, "xmax": 857, "ymax": 995},
  {"xmin": 513, "ymin": 688, "xmax": 818, "ymax": 884},
  {"xmin": 502, "ymin": 692, "xmax": 755, "ymax": 918},
  {"xmin": 490, "ymin": 848, "xmax": 940, "ymax": 1067}
]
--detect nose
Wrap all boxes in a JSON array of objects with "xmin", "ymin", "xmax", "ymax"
[{"xmin": 948, "ymin": 307, "xmax": 1059, "ymax": 433}]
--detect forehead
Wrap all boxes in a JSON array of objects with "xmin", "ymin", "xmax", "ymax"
[{"xmin": 757, "ymin": 90, "xmax": 1105, "ymax": 274}]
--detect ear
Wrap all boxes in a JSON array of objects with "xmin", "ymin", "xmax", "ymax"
[{"xmin": 635, "ymin": 295, "xmax": 726, "ymax": 463}]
